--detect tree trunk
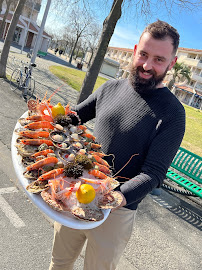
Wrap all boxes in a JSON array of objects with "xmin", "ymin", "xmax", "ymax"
[
  {"xmin": 0, "ymin": 0, "xmax": 12, "ymax": 39},
  {"xmin": 69, "ymin": 36, "xmax": 79, "ymax": 64},
  {"xmin": 87, "ymin": 48, "xmax": 94, "ymax": 68},
  {"xmin": 77, "ymin": 0, "xmax": 123, "ymax": 104},
  {"xmin": 0, "ymin": 0, "xmax": 26, "ymax": 78},
  {"xmin": 0, "ymin": 0, "xmax": 4, "ymax": 14},
  {"xmin": 168, "ymin": 79, "xmax": 175, "ymax": 90}
]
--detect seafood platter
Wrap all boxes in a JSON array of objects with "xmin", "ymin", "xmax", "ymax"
[{"xmin": 11, "ymin": 97, "xmax": 123, "ymax": 229}]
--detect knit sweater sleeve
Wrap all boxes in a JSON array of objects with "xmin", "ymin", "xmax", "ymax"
[{"xmin": 120, "ymin": 107, "xmax": 185, "ymax": 206}]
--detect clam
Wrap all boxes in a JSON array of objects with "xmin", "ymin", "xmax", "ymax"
[
  {"xmin": 52, "ymin": 140, "xmax": 71, "ymax": 151},
  {"xmin": 58, "ymin": 149, "xmax": 76, "ymax": 163},
  {"xmin": 49, "ymin": 131, "xmax": 67, "ymax": 143},
  {"xmin": 69, "ymin": 125, "xmax": 83, "ymax": 135},
  {"xmin": 70, "ymin": 133, "xmax": 80, "ymax": 141}
]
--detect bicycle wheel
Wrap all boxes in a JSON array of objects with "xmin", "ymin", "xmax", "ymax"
[
  {"xmin": 10, "ymin": 69, "xmax": 23, "ymax": 91},
  {"xmin": 25, "ymin": 75, "xmax": 35, "ymax": 100}
]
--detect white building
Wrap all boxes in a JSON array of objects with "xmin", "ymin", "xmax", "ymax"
[
  {"xmin": 0, "ymin": 0, "xmax": 51, "ymax": 52},
  {"xmin": 174, "ymin": 48, "xmax": 202, "ymax": 109}
]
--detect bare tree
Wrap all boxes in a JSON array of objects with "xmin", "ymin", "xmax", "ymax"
[
  {"xmin": 67, "ymin": 7, "xmax": 93, "ymax": 64},
  {"xmin": 0, "ymin": 0, "xmax": 26, "ymax": 77},
  {"xmin": 0, "ymin": 0, "xmax": 12, "ymax": 39},
  {"xmin": 62, "ymin": 26, "xmax": 77, "ymax": 56},
  {"xmin": 77, "ymin": 0, "xmax": 123, "ymax": 103},
  {"xmin": 85, "ymin": 23, "xmax": 101, "ymax": 67}
]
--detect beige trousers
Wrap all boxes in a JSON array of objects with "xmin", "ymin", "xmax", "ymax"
[{"xmin": 49, "ymin": 207, "xmax": 136, "ymax": 270}]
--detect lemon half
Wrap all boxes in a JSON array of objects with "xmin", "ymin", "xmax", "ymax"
[
  {"xmin": 51, "ymin": 102, "xmax": 65, "ymax": 118},
  {"xmin": 76, "ymin": 184, "xmax": 96, "ymax": 204}
]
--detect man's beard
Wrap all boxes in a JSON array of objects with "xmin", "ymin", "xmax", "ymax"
[{"xmin": 129, "ymin": 65, "xmax": 169, "ymax": 94}]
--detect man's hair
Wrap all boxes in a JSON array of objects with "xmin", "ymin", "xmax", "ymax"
[{"xmin": 140, "ymin": 20, "xmax": 180, "ymax": 55}]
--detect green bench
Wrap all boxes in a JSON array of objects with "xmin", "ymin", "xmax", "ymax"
[
  {"xmin": 37, "ymin": 50, "xmax": 47, "ymax": 57},
  {"xmin": 165, "ymin": 147, "xmax": 202, "ymax": 198}
]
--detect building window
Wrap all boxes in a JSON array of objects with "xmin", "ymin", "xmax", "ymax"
[
  {"xmin": 190, "ymin": 81, "xmax": 194, "ymax": 86},
  {"xmin": 188, "ymin": 53, "xmax": 196, "ymax": 59}
]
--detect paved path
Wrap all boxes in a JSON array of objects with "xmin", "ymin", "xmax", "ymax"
[{"xmin": 0, "ymin": 44, "xmax": 201, "ymax": 269}]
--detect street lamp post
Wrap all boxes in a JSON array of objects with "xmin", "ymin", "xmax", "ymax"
[
  {"xmin": 23, "ymin": 0, "xmax": 51, "ymax": 98},
  {"xmin": 30, "ymin": 0, "xmax": 51, "ymax": 65}
]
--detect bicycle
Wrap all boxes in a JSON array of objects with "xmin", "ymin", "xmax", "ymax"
[{"xmin": 10, "ymin": 62, "xmax": 36, "ymax": 100}]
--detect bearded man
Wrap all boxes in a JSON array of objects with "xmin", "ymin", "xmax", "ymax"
[{"xmin": 49, "ymin": 20, "xmax": 185, "ymax": 270}]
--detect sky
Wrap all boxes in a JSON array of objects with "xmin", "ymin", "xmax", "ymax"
[{"xmin": 38, "ymin": 0, "xmax": 202, "ymax": 50}]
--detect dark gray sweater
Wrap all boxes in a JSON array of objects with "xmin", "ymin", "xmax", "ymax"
[{"xmin": 75, "ymin": 79, "xmax": 185, "ymax": 210}]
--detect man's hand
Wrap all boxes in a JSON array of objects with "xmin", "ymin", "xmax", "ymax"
[{"xmin": 110, "ymin": 191, "xmax": 127, "ymax": 212}]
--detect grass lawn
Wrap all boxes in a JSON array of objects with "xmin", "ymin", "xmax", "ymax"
[
  {"xmin": 181, "ymin": 105, "xmax": 202, "ymax": 156},
  {"xmin": 49, "ymin": 65, "xmax": 202, "ymax": 157},
  {"xmin": 49, "ymin": 65, "xmax": 108, "ymax": 92}
]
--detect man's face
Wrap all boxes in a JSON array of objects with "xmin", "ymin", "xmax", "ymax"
[{"xmin": 129, "ymin": 32, "xmax": 177, "ymax": 93}]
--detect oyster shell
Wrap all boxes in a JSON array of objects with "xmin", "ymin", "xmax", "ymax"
[
  {"xmin": 15, "ymin": 144, "xmax": 38, "ymax": 157},
  {"xmin": 26, "ymin": 180, "xmax": 49, "ymax": 194},
  {"xmin": 18, "ymin": 118, "xmax": 31, "ymax": 126},
  {"xmin": 22, "ymin": 156, "xmax": 35, "ymax": 167},
  {"xmin": 23, "ymin": 169, "xmax": 39, "ymax": 180},
  {"xmin": 71, "ymin": 206, "xmax": 104, "ymax": 222}
]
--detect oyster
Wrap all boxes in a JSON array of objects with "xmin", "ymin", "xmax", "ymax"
[
  {"xmin": 23, "ymin": 169, "xmax": 39, "ymax": 180},
  {"xmin": 18, "ymin": 118, "xmax": 31, "ymax": 126},
  {"xmin": 15, "ymin": 144, "xmax": 38, "ymax": 157},
  {"xmin": 26, "ymin": 180, "xmax": 49, "ymax": 194}
]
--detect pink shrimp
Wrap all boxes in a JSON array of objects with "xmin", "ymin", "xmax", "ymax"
[
  {"xmin": 26, "ymin": 156, "xmax": 58, "ymax": 171},
  {"xmin": 17, "ymin": 130, "xmax": 50, "ymax": 139},
  {"xmin": 81, "ymin": 133, "xmax": 96, "ymax": 141},
  {"xmin": 31, "ymin": 149, "xmax": 54, "ymax": 158},
  {"xmin": 92, "ymin": 155, "xmax": 110, "ymax": 167},
  {"xmin": 93, "ymin": 162, "xmax": 111, "ymax": 175},
  {"xmin": 37, "ymin": 168, "xmax": 64, "ymax": 181},
  {"xmin": 84, "ymin": 142, "xmax": 101, "ymax": 149},
  {"xmin": 49, "ymin": 179, "xmax": 81, "ymax": 201},
  {"xmin": 78, "ymin": 125, "xmax": 87, "ymax": 131},
  {"xmin": 24, "ymin": 121, "xmax": 54, "ymax": 130},
  {"xmin": 79, "ymin": 177, "xmax": 119, "ymax": 194},
  {"xmin": 20, "ymin": 139, "xmax": 53, "ymax": 146},
  {"xmin": 65, "ymin": 104, "xmax": 77, "ymax": 116},
  {"xmin": 89, "ymin": 151, "xmax": 106, "ymax": 158},
  {"xmin": 26, "ymin": 115, "xmax": 53, "ymax": 122},
  {"xmin": 88, "ymin": 169, "xmax": 108, "ymax": 179}
]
